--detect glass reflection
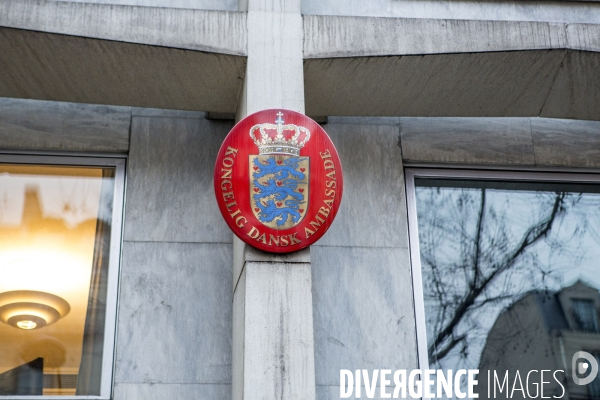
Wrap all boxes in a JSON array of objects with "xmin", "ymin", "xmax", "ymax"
[
  {"xmin": 0, "ymin": 165, "xmax": 114, "ymax": 396},
  {"xmin": 415, "ymin": 178, "xmax": 600, "ymax": 399}
]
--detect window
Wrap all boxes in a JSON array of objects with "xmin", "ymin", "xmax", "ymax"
[
  {"xmin": 406, "ymin": 169, "xmax": 600, "ymax": 399},
  {"xmin": 572, "ymin": 299, "xmax": 599, "ymax": 333},
  {"xmin": 0, "ymin": 155, "xmax": 124, "ymax": 398}
]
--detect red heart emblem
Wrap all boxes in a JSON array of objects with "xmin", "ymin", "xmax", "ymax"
[
  {"xmin": 277, "ymin": 160, "xmax": 283, "ymax": 165},
  {"xmin": 253, "ymin": 166, "xmax": 259, "ymax": 171},
  {"xmin": 253, "ymin": 188, "xmax": 260, "ymax": 193},
  {"xmin": 277, "ymin": 202, "xmax": 282, "ymax": 207},
  {"xmin": 298, "ymin": 188, "xmax": 304, "ymax": 193},
  {"xmin": 276, "ymin": 181, "xmax": 282, "ymax": 186},
  {"xmin": 299, "ymin": 209, "xmax": 304, "ymax": 213},
  {"xmin": 300, "ymin": 168, "xmax": 305, "ymax": 172},
  {"xmin": 254, "ymin": 208, "xmax": 260, "ymax": 212}
]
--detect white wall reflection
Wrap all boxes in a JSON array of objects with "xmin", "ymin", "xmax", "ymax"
[{"xmin": 0, "ymin": 174, "xmax": 104, "ymax": 228}]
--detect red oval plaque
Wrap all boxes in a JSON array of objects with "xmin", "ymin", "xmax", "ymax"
[{"xmin": 214, "ymin": 109, "xmax": 343, "ymax": 253}]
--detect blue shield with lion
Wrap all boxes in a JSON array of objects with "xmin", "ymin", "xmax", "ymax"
[{"xmin": 250, "ymin": 154, "xmax": 309, "ymax": 229}]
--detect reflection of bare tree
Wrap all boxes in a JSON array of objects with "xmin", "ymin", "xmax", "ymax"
[{"xmin": 419, "ymin": 187, "xmax": 574, "ymax": 365}]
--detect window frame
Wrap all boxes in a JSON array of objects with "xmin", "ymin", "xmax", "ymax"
[
  {"xmin": 0, "ymin": 153, "xmax": 126, "ymax": 400},
  {"xmin": 405, "ymin": 167, "xmax": 600, "ymax": 373}
]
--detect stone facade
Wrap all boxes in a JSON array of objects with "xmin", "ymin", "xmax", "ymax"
[{"xmin": 0, "ymin": 0, "xmax": 598, "ymax": 399}]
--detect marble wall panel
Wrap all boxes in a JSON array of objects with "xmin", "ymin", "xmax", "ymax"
[
  {"xmin": 115, "ymin": 241, "xmax": 232, "ymax": 384},
  {"xmin": 400, "ymin": 117, "xmax": 535, "ymax": 165},
  {"xmin": 317, "ymin": 384, "xmax": 395, "ymax": 400},
  {"xmin": 318, "ymin": 123, "xmax": 408, "ymax": 248},
  {"xmin": 311, "ymin": 245, "xmax": 418, "ymax": 387},
  {"xmin": 114, "ymin": 382, "xmax": 231, "ymax": 400},
  {"xmin": 131, "ymin": 107, "xmax": 207, "ymax": 118},
  {"xmin": 0, "ymin": 97, "xmax": 130, "ymax": 152},
  {"xmin": 124, "ymin": 117, "xmax": 233, "ymax": 243},
  {"xmin": 532, "ymin": 118, "xmax": 600, "ymax": 167}
]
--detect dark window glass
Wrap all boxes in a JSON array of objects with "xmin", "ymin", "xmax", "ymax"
[
  {"xmin": 572, "ymin": 299, "xmax": 599, "ymax": 332},
  {"xmin": 415, "ymin": 177, "xmax": 600, "ymax": 399},
  {"xmin": 589, "ymin": 353, "xmax": 600, "ymax": 400}
]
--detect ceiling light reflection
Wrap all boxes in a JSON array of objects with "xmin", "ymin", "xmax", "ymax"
[{"xmin": 0, "ymin": 290, "xmax": 71, "ymax": 330}]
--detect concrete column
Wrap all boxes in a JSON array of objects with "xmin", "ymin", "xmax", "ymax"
[
  {"xmin": 236, "ymin": 0, "xmax": 305, "ymax": 117},
  {"xmin": 232, "ymin": 0, "xmax": 316, "ymax": 399}
]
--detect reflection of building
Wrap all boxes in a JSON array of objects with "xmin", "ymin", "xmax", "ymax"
[{"xmin": 478, "ymin": 281, "xmax": 600, "ymax": 400}]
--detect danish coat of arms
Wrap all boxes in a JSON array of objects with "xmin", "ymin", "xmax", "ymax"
[{"xmin": 249, "ymin": 112, "xmax": 310, "ymax": 229}]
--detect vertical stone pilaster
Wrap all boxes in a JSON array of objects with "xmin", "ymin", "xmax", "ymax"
[
  {"xmin": 232, "ymin": 0, "xmax": 316, "ymax": 399},
  {"xmin": 236, "ymin": 0, "xmax": 304, "ymax": 118}
]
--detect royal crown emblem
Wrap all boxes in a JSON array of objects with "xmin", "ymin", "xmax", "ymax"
[
  {"xmin": 249, "ymin": 112, "xmax": 310, "ymax": 229},
  {"xmin": 250, "ymin": 112, "xmax": 311, "ymax": 156}
]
